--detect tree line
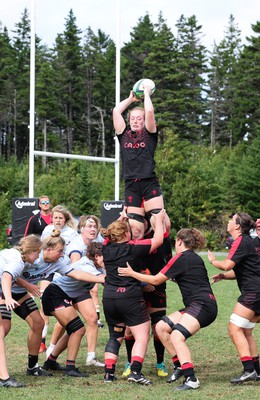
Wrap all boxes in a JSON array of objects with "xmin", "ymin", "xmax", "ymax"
[{"xmin": 0, "ymin": 9, "xmax": 259, "ymax": 249}]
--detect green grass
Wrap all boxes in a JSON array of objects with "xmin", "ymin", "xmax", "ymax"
[{"xmin": 2, "ymin": 255, "xmax": 260, "ymax": 399}]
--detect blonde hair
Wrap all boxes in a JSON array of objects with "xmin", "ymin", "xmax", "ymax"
[
  {"xmin": 51, "ymin": 205, "xmax": 76, "ymax": 229},
  {"xmin": 101, "ymin": 220, "xmax": 129, "ymax": 243},
  {"xmin": 78, "ymin": 215, "xmax": 100, "ymax": 232},
  {"xmin": 39, "ymin": 195, "xmax": 50, "ymax": 201},
  {"xmin": 177, "ymin": 228, "xmax": 206, "ymax": 251},
  {"xmin": 15, "ymin": 235, "xmax": 42, "ymax": 261},
  {"xmin": 41, "ymin": 229, "xmax": 65, "ymax": 249}
]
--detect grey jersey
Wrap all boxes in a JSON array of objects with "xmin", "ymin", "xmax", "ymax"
[
  {"xmin": 0, "ymin": 248, "xmax": 25, "ymax": 292},
  {"xmin": 41, "ymin": 224, "xmax": 79, "ymax": 246},
  {"xmin": 11, "ymin": 250, "xmax": 74, "ymax": 294},
  {"xmin": 52, "ymin": 256, "xmax": 104, "ymax": 297},
  {"xmin": 65, "ymin": 232, "xmax": 104, "ymax": 259}
]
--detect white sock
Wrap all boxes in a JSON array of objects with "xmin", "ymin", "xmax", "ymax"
[
  {"xmin": 42, "ymin": 324, "xmax": 49, "ymax": 338},
  {"xmin": 46, "ymin": 343, "xmax": 56, "ymax": 359},
  {"xmin": 87, "ymin": 352, "xmax": 95, "ymax": 361}
]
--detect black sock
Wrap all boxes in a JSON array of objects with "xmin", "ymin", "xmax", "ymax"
[
  {"xmin": 182, "ymin": 362, "xmax": 196, "ymax": 381},
  {"xmin": 252, "ymin": 356, "xmax": 260, "ymax": 375},
  {"xmin": 241, "ymin": 357, "xmax": 255, "ymax": 373},
  {"xmin": 154, "ymin": 337, "xmax": 165, "ymax": 364},
  {"xmin": 131, "ymin": 360, "xmax": 142, "ymax": 374},
  {"xmin": 66, "ymin": 360, "xmax": 76, "ymax": 370},
  {"xmin": 28, "ymin": 354, "xmax": 38, "ymax": 369},
  {"xmin": 125, "ymin": 337, "xmax": 135, "ymax": 363},
  {"xmin": 172, "ymin": 356, "xmax": 181, "ymax": 368}
]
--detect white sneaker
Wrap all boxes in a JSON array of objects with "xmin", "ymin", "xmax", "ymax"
[
  {"xmin": 86, "ymin": 357, "xmax": 105, "ymax": 367},
  {"xmin": 175, "ymin": 377, "xmax": 200, "ymax": 390}
]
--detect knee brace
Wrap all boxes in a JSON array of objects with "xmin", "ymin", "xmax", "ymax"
[
  {"xmin": 66, "ymin": 316, "xmax": 85, "ymax": 335},
  {"xmin": 150, "ymin": 310, "xmax": 166, "ymax": 326},
  {"xmin": 126, "ymin": 213, "xmax": 145, "ymax": 223},
  {"xmin": 173, "ymin": 323, "xmax": 192, "ymax": 340},
  {"xmin": 148, "ymin": 208, "xmax": 162, "ymax": 216},
  {"xmin": 161, "ymin": 315, "xmax": 175, "ymax": 331},
  {"xmin": 0, "ymin": 304, "xmax": 11, "ymax": 320},
  {"xmin": 105, "ymin": 325, "xmax": 125, "ymax": 355},
  {"xmin": 13, "ymin": 297, "xmax": 38, "ymax": 320},
  {"xmin": 230, "ymin": 313, "xmax": 256, "ymax": 329},
  {"xmin": 161, "ymin": 317, "xmax": 191, "ymax": 339}
]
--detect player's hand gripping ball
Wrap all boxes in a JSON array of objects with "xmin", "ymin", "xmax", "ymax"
[{"xmin": 133, "ymin": 78, "xmax": 156, "ymax": 99}]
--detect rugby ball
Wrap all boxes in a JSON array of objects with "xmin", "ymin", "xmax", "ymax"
[{"xmin": 133, "ymin": 78, "xmax": 156, "ymax": 98}]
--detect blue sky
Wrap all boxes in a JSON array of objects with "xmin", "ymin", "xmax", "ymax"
[{"xmin": 0, "ymin": 0, "xmax": 259, "ymax": 49}]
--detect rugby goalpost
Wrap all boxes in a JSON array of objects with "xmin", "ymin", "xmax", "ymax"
[{"xmin": 28, "ymin": 0, "xmax": 121, "ymax": 201}]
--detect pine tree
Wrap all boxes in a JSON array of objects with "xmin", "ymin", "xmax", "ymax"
[
  {"xmin": 231, "ymin": 21, "xmax": 260, "ymax": 143},
  {"xmin": 172, "ymin": 14, "xmax": 209, "ymax": 142},
  {"xmin": 0, "ymin": 27, "xmax": 16, "ymax": 159},
  {"xmin": 144, "ymin": 12, "xmax": 177, "ymax": 140},
  {"xmin": 52, "ymin": 9, "xmax": 83, "ymax": 153},
  {"xmin": 208, "ymin": 15, "xmax": 242, "ymax": 146},
  {"xmin": 121, "ymin": 14, "xmax": 156, "ymax": 98},
  {"xmin": 82, "ymin": 28, "xmax": 116, "ymax": 156}
]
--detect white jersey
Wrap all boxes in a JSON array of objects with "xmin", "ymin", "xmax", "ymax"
[
  {"xmin": 41, "ymin": 224, "xmax": 79, "ymax": 246},
  {"xmin": 52, "ymin": 256, "xmax": 104, "ymax": 297},
  {"xmin": 0, "ymin": 248, "xmax": 25, "ymax": 291},
  {"xmin": 65, "ymin": 232, "xmax": 104, "ymax": 259},
  {"xmin": 11, "ymin": 250, "xmax": 74, "ymax": 294},
  {"xmin": 41, "ymin": 224, "xmax": 79, "ymax": 265}
]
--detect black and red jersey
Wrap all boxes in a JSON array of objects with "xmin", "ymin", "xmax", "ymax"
[
  {"xmin": 102, "ymin": 238, "xmax": 152, "ymax": 299},
  {"xmin": 252, "ymin": 236, "xmax": 260, "ymax": 258},
  {"xmin": 24, "ymin": 213, "xmax": 52, "ymax": 236},
  {"xmin": 227, "ymin": 234, "xmax": 260, "ymax": 292},
  {"xmin": 160, "ymin": 250, "xmax": 214, "ymax": 307},
  {"xmin": 143, "ymin": 232, "xmax": 172, "ymax": 292},
  {"xmin": 117, "ymin": 127, "xmax": 158, "ymax": 180}
]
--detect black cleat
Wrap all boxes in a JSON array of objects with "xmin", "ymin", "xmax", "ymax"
[
  {"xmin": 175, "ymin": 377, "xmax": 200, "ymax": 391},
  {"xmin": 26, "ymin": 366, "xmax": 53, "ymax": 376},
  {"xmin": 128, "ymin": 371, "xmax": 152, "ymax": 385},
  {"xmin": 0, "ymin": 377, "xmax": 25, "ymax": 388},
  {"xmin": 64, "ymin": 368, "xmax": 88, "ymax": 378},
  {"xmin": 42, "ymin": 360, "xmax": 65, "ymax": 371},
  {"xmin": 230, "ymin": 370, "xmax": 257, "ymax": 384},
  {"xmin": 166, "ymin": 367, "xmax": 183, "ymax": 383},
  {"xmin": 104, "ymin": 372, "xmax": 117, "ymax": 382}
]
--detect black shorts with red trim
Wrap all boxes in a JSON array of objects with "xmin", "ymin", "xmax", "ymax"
[
  {"xmin": 180, "ymin": 294, "xmax": 218, "ymax": 328},
  {"xmin": 238, "ymin": 291, "xmax": 260, "ymax": 315},
  {"xmin": 102, "ymin": 295, "xmax": 150, "ymax": 327},
  {"xmin": 144, "ymin": 289, "xmax": 167, "ymax": 309},
  {"xmin": 124, "ymin": 177, "xmax": 162, "ymax": 208}
]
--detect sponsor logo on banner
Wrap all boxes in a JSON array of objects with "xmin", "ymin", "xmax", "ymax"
[
  {"xmin": 103, "ymin": 202, "xmax": 123, "ymax": 211},
  {"xmin": 15, "ymin": 200, "xmax": 37, "ymax": 209}
]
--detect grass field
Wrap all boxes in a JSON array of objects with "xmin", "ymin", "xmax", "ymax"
[{"xmin": 2, "ymin": 255, "xmax": 260, "ymax": 399}]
